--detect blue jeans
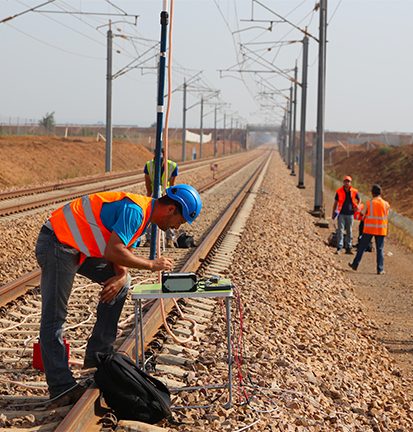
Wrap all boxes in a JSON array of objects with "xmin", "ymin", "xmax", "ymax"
[
  {"xmin": 352, "ymin": 234, "xmax": 385, "ymax": 273},
  {"xmin": 35, "ymin": 226, "xmax": 130, "ymax": 398},
  {"xmin": 336, "ymin": 214, "xmax": 354, "ymax": 250}
]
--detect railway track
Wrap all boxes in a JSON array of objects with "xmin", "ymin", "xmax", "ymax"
[
  {"xmin": 0, "ymin": 153, "xmax": 247, "ymax": 218},
  {"xmin": 0, "ymin": 150, "xmax": 270, "ymax": 431}
]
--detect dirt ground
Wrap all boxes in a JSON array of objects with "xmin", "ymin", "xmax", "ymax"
[
  {"xmin": 326, "ymin": 143, "xmax": 413, "ymax": 218},
  {"xmin": 2, "ymin": 136, "xmax": 413, "ymax": 384},
  {"xmin": 0, "ymin": 134, "xmax": 240, "ymax": 190},
  {"xmin": 300, "ymin": 170, "xmax": 413, "ymax": 383}
]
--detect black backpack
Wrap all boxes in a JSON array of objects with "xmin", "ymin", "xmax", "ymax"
[
  {"xmin": 175, "ymin": 232, "xmax": 195, "ymax": 248},
  {"xmin": 94, "ymin": 352, "xmax": 171, "ymax": 423}
]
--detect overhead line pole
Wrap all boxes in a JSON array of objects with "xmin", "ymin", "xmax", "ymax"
[
  {"xmin": 298, "ymin": 34, "xmax": 309, "ymax": 189},
  {"xmin": 313, "ymin": 0, "xmax": 327, "ymax": 217},
  {"xmin": 290, "ymin": 63, "xmax": 298, "ymax": 176},
  {"xmin": 181, "ymin": 78, "xmax": 187, "ymax": 161}
]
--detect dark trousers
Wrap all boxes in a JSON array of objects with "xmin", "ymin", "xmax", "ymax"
[
  {"xmin": 35, "ymin": 226, "xmax": 130, "ymax": 397},
  {"xmin": 352, "ymin": 234, "xmax": 385, "ymax": 273}
]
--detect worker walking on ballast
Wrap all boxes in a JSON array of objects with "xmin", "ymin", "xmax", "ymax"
[
  {"xmin": 349, "ymin": 184, "xmax": 390, "ymax": 274},
  {"xmin": 35, "ymin": 184, "xmax": 202, "ymax": 407},
  {"xmin": 332, "ymin": 175, "xmax": 361, "ymax": 254},
  {"xmin": 144, "ymin": 149, "xmax": 178, "ymax": 247}
]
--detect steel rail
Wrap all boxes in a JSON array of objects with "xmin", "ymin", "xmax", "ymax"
[
  {"xmin": 0, "ymin": 153, "xmax": 237, "ymax": 201},
  {"xmin": 0, "ymin": 154, "xmax": 249, "ymax": 217},
  {"xmin": 0, "ymin": 154, "xmax": 259, "ymax": 308},
  {"xmin": 55, "ymin": 154, "xmax": 268, "ymax": 432}
]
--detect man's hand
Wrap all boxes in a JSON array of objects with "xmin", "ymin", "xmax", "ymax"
[
  {"xmin": 100, "ymin": 273, "xmax": 127, "ymax": 304},
  {"xmin": 151, "ymin": 256, "xmax": 173, "ymax": 272}
]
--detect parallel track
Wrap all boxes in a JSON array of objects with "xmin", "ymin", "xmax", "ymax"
[{"xmin": 0, "ymin": 151, "xmax": 270, "ymax": 431}]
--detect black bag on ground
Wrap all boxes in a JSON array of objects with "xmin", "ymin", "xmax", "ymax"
[
  {"xmin": 94, "ymin": 352, "xmax": 171, "ymax": 423},
  {"xmin": 327, "ymin": 231, "xmax": 338, "ymax": 248},
  {"xmin": 175, "ymin": 232, "xmax": 195, "ymax": 248}
]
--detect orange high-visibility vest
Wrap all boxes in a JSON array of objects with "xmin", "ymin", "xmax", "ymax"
[
  {"xmin": 335, "ymin": 186, "xmax": 359, "ymax": 213},
  {"xmin": 354, "ymin": 203, "xmax": 364, "ymax": 221},
  {"xmin": 49, "ymin": 192, "xmax": 153, "ymax": 257},
  {"xmin": 363, "ymin": 197, "xmax": 390, "ymax": 236}
]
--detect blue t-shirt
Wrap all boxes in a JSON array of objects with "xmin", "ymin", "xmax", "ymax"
[{"xmin": 100, "ymin": 198, "xmax": 148, "ymax": 248}]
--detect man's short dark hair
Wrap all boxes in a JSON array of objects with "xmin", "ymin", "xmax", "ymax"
[
  {"xmin": 158, "ymin": 195, "xmax": 183, "ymax": 215},
  {"xmin": 371, "ymin": 184, "xmax": 382, "ymax": 196}
]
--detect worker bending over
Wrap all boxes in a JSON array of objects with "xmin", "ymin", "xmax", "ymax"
[{"xmin": 35, "ymin": 184, "xmax": 202, "ymax": 407}]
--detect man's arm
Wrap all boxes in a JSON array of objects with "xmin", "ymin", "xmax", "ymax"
[
  {"xmin": 104, "ymin": 232, "xmax": 173, "ymax": 271},
  {"xmin": 169, "ymin": 176, "xmax": 177, "ymax": 186},
  {"xmin": 144, "ymin": 174, "xmax": 152, "ymax": 197}
]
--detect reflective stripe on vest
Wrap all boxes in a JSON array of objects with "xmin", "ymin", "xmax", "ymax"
[
  {"xmin": 50, "ymin": 192, "xmax": 153, "ymax": 257},
  {"xmin": 146, "ymin": 159, "xmax": 177, "ymax": 190},
  {"xmin": 363, "ymin": 197, "xmax": 390, "ymax": 236},
  {"xmin": 336, "ymin": 186, "xmax": 359, "ymax": 213}
]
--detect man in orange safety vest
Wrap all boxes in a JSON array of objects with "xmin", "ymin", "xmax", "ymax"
[
  {"xmin": 349, "ymin": 184, "xmax": 390, "ymax": 274},
  {"xmin": 35, "ymin": 184, "xmax": 202, "ymax": 407},
  {"xmin": 332, "ymin": 175, "xmax": 361, "ymax": 254}
]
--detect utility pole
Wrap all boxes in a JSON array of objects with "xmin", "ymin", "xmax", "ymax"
[
  {"xmin": 223, "ymin": 113, "xmax": 226, "ymax": 155},
  {"xmin": 298, "ymin": 34, "xmax": 309, "ymax": 189},
  {"xmin": 199, "ymin": 96, "xmax": 204, "ymax": 159},
  {"xmin": 230, "ymin": 116, "xmax": 233, "ymax": 153},
  {"xmin": 313, "ymin": 0, "xmax": 327, "ymax": 217},
  {"xmin": 181, "ymin": 78, "xmax": 187, "ymax": 162},
  {"xmin": 105, "ymin": 22, "xmax": 113, "ymax": 173},
  {"xmin": 290, "ymin": 63, "xmax": 298, "ymax": 176},
  {"xmin": 214, "ymin": 104, "xmax": 218, "ymax": 157},
  {"xmin": 287, "ymin": 85, "xmax": 293, "ymax": 168}
]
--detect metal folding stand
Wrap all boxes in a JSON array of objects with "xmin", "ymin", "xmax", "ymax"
[{"xmin": 131, "ymin": 283, "xmax": 233, "ymax": 408}]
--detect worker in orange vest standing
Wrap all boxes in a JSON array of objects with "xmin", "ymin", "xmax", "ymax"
[
  {"xmin": 332, "ymin": 175, "xmax": 361, "ymax": 254},
  {"xmin": 35, "ymin": 184, "xmax": 202, "ymax": 407},
  {"xmin": 349, "ymin": 184, "xmax": 390, "ymax": 274}
]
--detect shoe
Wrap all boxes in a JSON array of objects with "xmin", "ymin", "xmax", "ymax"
[
  {"xmin": 143, "ymin": 240, "xmax": 151, "ymax": 247},
  {"xmin": 166, "ymin": 239, "xmax": 175, "ymax": 248},
  {"xmin": 335, "ymin": 249, "xmax": 342, "ymax": 255},
  {"xmin": 377, "ymin": 270, "xmax": 385, "ymax": 275},
  {"xmin": 348, "ymin": 262, "xmax": 358, "ymax": 271},
  {"xmin": 345, "ymin": 248, "xmax": 353, "ymax": 255},
  {"xmin": 48, "ymin": 383, "xmax": 87, "ymax": 408}
]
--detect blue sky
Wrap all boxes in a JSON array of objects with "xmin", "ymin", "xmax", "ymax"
[{"xmin": 1, "ymin": 0, "xmax": 412, "ymax": 133}]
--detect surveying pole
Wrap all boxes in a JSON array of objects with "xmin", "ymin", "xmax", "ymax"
[
  {"xmin": 150, "ymin": 2, "xmax": 169, "ymax": 259},
  {"xmin": 105, "ymin": 22, "xmax": 113, "ymax": 173}
]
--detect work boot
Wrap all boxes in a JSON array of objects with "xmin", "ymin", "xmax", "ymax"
[
  {"xmin": 335, "ymin": 248, "xmax": 342, "ymax": 255},
  {"xmin": 348, "ymin": 262, "xmax": 358, "ymax": 271},
  {"xmin": 377, "ymin": 270, "xmax": 385, "ymax": 275},
  {"xmin": 48, "ymin": 383, "xmax": 87, "ymax": 409},
  {"xmin": 345, "ymin": 248, "xmax": 353, "ymax": 255}
]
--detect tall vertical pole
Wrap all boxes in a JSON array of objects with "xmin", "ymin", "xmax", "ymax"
[
  {"xmin": 298, "ymin": 35, "xmax": 309, "ymax": 188},
  {"xmin": 214, "ymin": 104, "xmax": 217, "ymax": 157},
  {"xmin": 199, "ymin": 96, "xmax": 204, "ymax": 159},
  {"xmin": 181, "ymin": 78, "xmax": 187, "ymax": 162},
  {"xmin": 150, "ymin": 2, "xmax": 169, "ymax": 259},
  {"xmin": 105, "ymin": 22, "xmax": 113, "ymax": 173},
  {"xmin": 291, "ymin": 63, "xmax": 298, "ymax": 176},
  {"xmin": 313, "ymin": 0, "xmax": 327, "ymax": 215},
  {"xmin": 230, "ymin": 117, "xmax": 233, "ymax": 153},
  {"xmin": 223, "ymin": 113, "xmax": 226, "ymax": 155},
  {"xmin": 287, "ymin": 85, "xmax": 293, "ymax": 168}
]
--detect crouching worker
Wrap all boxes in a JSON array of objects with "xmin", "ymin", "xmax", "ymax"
[{"xmin": 35, "ymin": 184, "xmax": 202, "ymax": 406}]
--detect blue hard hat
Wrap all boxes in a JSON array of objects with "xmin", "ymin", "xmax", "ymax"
[{"xmin": 166, "ymin": 184, "xmax": 202, "ymax": 224}]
